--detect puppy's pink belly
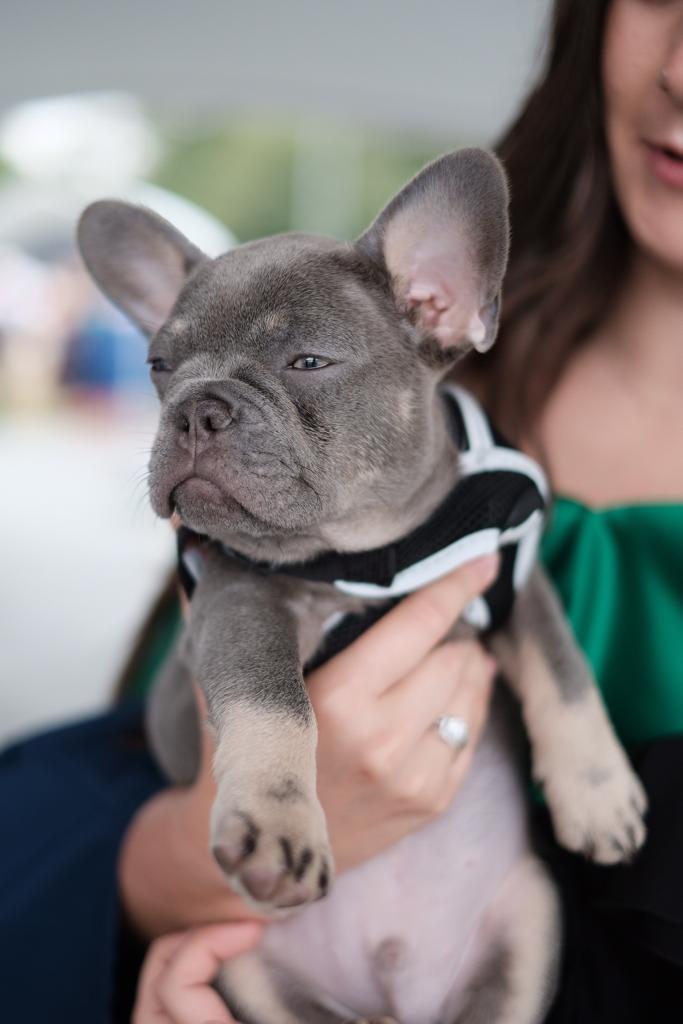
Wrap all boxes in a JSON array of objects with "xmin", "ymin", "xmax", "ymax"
[{"xmin": 260, "ymin": 726, "xmax": 531, "ymax": 1022}]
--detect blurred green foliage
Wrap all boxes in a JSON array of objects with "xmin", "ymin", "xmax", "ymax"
[
  {"xmin": 154, "ymin": 118, "xmax": 296, "ymax": 240},
  {"xmin": 153, "ymin": 115, "xmax": 443, "ymax": 242}
]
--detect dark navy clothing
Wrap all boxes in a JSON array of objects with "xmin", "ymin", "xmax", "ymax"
[{"xmin": 0, "ymin": 702, "xmax": 164, "ymax": 1023}]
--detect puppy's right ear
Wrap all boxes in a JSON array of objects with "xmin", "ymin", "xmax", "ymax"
[
  {"xmin": 77, "ymin": 201, "xmax": 206, "ymax": 336},
  {"xmin": 357, "ymin": 149, "xmax": 509, "ymax": 356}
]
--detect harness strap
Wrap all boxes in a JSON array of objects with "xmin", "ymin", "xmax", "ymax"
[{"xmin": 176, "ymin": 385, "xmax": 548, "ymax": 661}]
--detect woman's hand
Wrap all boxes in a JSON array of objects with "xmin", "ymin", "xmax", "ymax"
[
  {"xmin": 132, "ymin": 922, "xmax": 262, "ymax": 1024},
  {"xmin": 119, "ymin": 553, "xmax": 497, "ymax": 936},
  {"xmin": 310, "ymin": 553, "xmax": 499, "ymax": 870}
]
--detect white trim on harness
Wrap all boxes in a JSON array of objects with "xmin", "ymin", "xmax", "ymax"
[
  {"xmin": 448, "ymin": 384, "xmax": 494, "ymax": 451},
  {"xmin": 332, "ymin": 507, "xmax": 544, "ymax": 600},
  {"xmin": 447, "ymin": 384, "xmax": 550, "ymax": 502},
  {"xmin": 332, "ymin": 527, "xmax": 501, "ymax": 599},
  {"xmin": 459, "ymin": 446, "xmax": 550, "ymax": 503}
]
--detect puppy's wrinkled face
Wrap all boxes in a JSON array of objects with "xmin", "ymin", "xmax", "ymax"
[
  {"xmin": 78, "ymin": 149, "xmax": 509, "ymax": 557},
  {"xmin": 146, "ymin": 235, "xmax": 434, "ymax": 544}
]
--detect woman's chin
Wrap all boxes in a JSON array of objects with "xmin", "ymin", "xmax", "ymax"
[{"xmin": 624, "ymin": 191, "xmax": 683, "ymax": 279}]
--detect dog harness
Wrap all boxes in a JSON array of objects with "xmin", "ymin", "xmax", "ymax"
[{"xmin": 177, "ymin": 385, "xmax": 548, "ymax": 669}]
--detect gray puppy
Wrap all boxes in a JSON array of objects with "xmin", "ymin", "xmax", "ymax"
[{"xmin": 78, "ymin": 150, "xmax": 647, "ymax": 1024}]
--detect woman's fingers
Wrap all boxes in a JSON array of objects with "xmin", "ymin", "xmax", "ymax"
[
  {"xmin": 154, "ymin": 923, "xmax": 250, "ymax": 1024},
  {"xmin": 382, "ymin": 640, "xmax": 496, "ymax": 744},
  {"xmin": 311, "ymin": 554, "xmax": 499, "ymax": 696},
  {"xmin": 351, "ymin": 639, "xmax": 496, "ymax": 824},
  {"xmin": 388, "ymin": 648, "xmax": 496, "ymax": 817},
  {"xmin": 133, "ymin": 932, "xmax": 188, "ymax": 1023},
  {"xmin": 424, "ymin": 645, "xmax": 496, "ymax": 757},
  {"xmin": 436, "ymin": 657, "xmax": 495, "ymax": 771},
  {"xmin": 134, "ymin": 923, "xmax": 263, "ymax": 1024}
]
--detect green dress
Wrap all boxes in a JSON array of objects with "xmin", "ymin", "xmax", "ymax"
[{"xmin": 541, "ymin": 497, "xmax": 683, "ymax": 747}]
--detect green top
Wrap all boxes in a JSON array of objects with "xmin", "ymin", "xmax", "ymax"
[{"xmin": 541, "ymin": 496, "xmax": 683, "ymax": 747}]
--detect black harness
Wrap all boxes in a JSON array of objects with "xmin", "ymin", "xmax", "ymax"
[{"xmin": 177, "ymin": 385, "xmax": 548, "ymax": 670}]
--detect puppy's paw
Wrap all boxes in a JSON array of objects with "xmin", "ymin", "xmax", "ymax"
[
  {"xmin": 538, "ymin": 741, "xmax": 648, "ymax": 865},
  {"xmin": 211, "ymin": 787, "xmax": 334, "ymax": 912}
]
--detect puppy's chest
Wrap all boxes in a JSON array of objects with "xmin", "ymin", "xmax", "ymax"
[{"xmin": 257, "ymin": 694, "xmax": 531, "ymax": 1023}]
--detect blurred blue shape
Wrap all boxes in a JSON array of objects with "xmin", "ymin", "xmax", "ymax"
[{"xmin": 62, "ymin": 301, "xmax": 153, "ymax": 396}]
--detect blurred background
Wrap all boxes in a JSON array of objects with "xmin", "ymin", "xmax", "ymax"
[{"xmin": 1, "ymin": 0, "xmax": 551, "ymax": 745}]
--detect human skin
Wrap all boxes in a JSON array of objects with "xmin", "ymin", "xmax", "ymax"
[
  {"xmin": 132, "ymin": 1, "xmax": 683, "ymax": 1013},
  {"xmin": 535, "ymin": 0, "xmax": 683, "ymax": 504},
  {"xmin": 132, "ymin": 923, "xmax": 263, "ymax": 1024}
]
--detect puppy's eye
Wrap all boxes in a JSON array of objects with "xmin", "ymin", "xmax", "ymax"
[
  {"xmin": 148, "ymin": 357, "xmax": 171, "ymax": 374},
  {"xmin": 289, "ymin": 355, "xmax": 331, "ymax": 370}
]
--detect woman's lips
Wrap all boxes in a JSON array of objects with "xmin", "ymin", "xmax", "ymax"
[{"xmin": 645, "ymin": 141, "xmax": 683, "ymax": 189}]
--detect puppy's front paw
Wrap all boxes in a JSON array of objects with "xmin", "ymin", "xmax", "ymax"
[
  {"xmin": 538, "ymin": 735, "xmax": 648, "ymax": 865},
  {"xmin": 211, "ymin": 786, "xmax": 334, "ymax": 912}
]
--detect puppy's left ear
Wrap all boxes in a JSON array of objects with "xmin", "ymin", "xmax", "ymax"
[
  {"xmin": 357, "ymin": 149, "xmax": 509, "ymax": 354},
  {"xmin": 77, "ymin": 200, "xmax": 206, "ymax": 336}
]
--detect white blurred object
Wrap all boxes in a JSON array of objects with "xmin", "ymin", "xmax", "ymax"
[
  {"xmin": 0, "ymin": 245, "xmax": 55, "ymax": 332},
  {"xmin": 0, "ymin": 92, "xmax": 160, "ymax": 191},
  {"xmin": 0, "ymin": 92, "xmax": 234, "ymax": 256},
  {"xmin": 0, "ymin": 245, "xmax": 88, "ymax": 408},
  {"xmin": 0, "ymin": 408, "xmax": 175, "ymax": 747},
  {"xmin": 0, "ymin": 95, "xmax": 230, "ymax": 744}
]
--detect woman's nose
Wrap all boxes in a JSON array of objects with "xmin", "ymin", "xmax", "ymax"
[{"xmin": 659, "ymin": 23, "xmax": 683, "ymax": 108}]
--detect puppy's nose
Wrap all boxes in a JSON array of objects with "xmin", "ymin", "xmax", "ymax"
[
  {"xmin": 195, "ymin": 398, "xmax": 232, "ymax": 434},
  {"xmin": 176, "ymin": 397, "xmax": 233, "ymax": 450}
]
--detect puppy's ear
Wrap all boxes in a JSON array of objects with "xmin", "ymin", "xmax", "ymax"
[
  {"xmin": 77, "ymin": 201, "xmax": 206, "ymax": 336},
  {"xmin": 357, "ymin": 149, "xmax": 509, "ymax": 354}
]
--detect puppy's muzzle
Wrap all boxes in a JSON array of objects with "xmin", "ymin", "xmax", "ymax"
[{"xmin": 175, "ymin": 397, "xmax": 234, "ymax": 453}]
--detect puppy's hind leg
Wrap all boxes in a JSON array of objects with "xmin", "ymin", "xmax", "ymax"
[
  {"xmin": 146, "ymin": 640, "xmax": 200, "ymax": 784},
  {"xmin": 453, "ymin": 857, "xmax": 560, "ymax": 1024},
  {"xmin": 218, "ymin": 951, "xmax": 398, "ymax": 1024},
  {"xmin": 491, "ymin": 566, "xmax": 647, "ymax": 864}
]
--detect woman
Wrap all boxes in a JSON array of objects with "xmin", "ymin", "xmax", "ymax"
[
  {"xmin": 133, "ymin": 0, "xmax": 683, "ymax": 1020},
  {"xmin": 1, "ymin": 2, "xmax": 681, "ymax": 1022}
]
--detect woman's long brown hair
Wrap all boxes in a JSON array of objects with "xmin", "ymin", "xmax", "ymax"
[
  {"xmin": 115, "ymin": 568, "xmax": 178, "ymax": 700},
  {"xmin": 467, "ymin": 0, "xmax": 630, "ymax": 442}
]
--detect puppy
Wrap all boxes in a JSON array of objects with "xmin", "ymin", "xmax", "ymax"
[{"xmin": 78, "ymin": 150, "xmax": 647, "ymax": 1024}]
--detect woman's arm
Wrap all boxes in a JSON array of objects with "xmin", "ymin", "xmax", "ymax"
[{"xmin": 119, "ymin": 554, "xmax": 498, "ymax": 938}]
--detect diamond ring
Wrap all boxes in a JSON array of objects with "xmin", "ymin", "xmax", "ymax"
[{"xmin": 434, "ymin": 714, "xmax": 469, "ymax": 752}]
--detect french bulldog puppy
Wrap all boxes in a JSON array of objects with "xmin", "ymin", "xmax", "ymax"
[{"xmin": 78, "ymin": 150, "xmax": 647, "ymax": 1024}]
